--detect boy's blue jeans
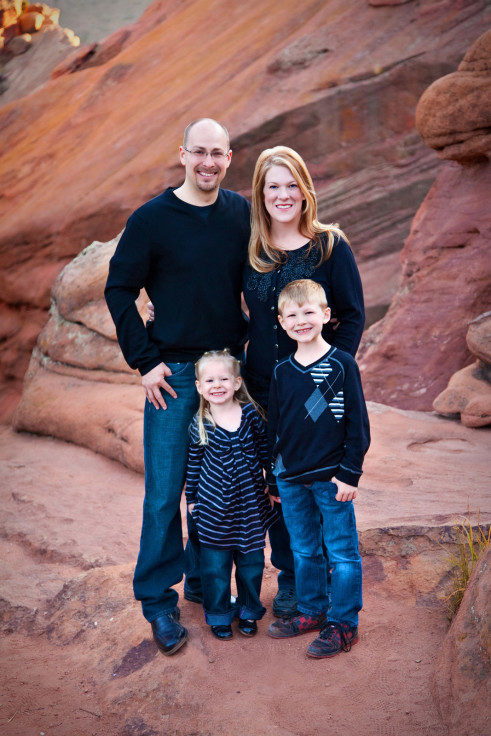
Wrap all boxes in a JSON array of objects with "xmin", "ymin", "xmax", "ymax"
[
  {"xmin": 276, "ymin": 478, "xmax": 362, "ymax": 627},
  {"xmin": 200, "ymin": 547, "xmax": 266, "ymax": 625}
]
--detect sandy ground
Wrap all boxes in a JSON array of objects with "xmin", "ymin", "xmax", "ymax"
[{"xmin": 2, "ymin": 414, "xmax": 490, "ymax": 735}]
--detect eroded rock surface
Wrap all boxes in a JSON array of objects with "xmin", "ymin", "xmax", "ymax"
[
  {"xmin": 1, "ymin": 0, "xmax": 488, "ymax": 419},
  {"xmin": 2, "ymin": 406, "xmax": 490, "ymax": 735},
  {"xmin": 432, "ymin": 546, "xmax": 491, "ymax": 736},
  {"xmin": 359, "ymin": 29, "xmax": 491, "ymax": 411}
]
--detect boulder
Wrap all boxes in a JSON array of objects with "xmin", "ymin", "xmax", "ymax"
[
  {"xmin": 0, "ymin": 0, "xmax": 21, "ymax": 29},
  {"xmin": 433, "ymin": 311, "xmax": 491, "ymax": 427},
  {"xmin": 416, "ymin": 29, "xmax": 491, "ymax": 162},
  {"xmin": 467, "ymin": 312, "xmax": 491, "ymax": 364},
  {"xmin": 433, "ymin": 545, "xmax": 491, "ymax": 736},
  {"xmin": 5, "ymin": 30, "xmax": 30, "ymax": 54},
  {"xmin": 17, "ymin": 10, "xmax": 43, "ymax": 33},
  {"xmin": 433, "ymin": 362, "xmax": 491, "ymax": 428}
]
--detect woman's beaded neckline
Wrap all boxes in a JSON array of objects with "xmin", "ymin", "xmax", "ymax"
[{"xmin": 246, "ymin": 242, "xmax": 320, "ymax": 303}]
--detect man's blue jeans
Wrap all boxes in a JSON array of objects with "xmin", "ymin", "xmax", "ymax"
[
  {"xmin": 200, "ymin": 546, "xmax": 266, "ymax": 625},
  {"xmin": 276, "ymin": 478, "xmax": 362, "ymax": 627},
  {"xmin": 133, "ymin": 361, "xmax": 200, "ymax": 622}
]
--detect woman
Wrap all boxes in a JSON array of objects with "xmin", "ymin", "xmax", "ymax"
[
  {"xmin": 243, "ymin": 145, "xmax": 364, "ymax": 406},
  {"xmin": 242, "ymin": 146, "xmax": 365, "ymax": 619}
]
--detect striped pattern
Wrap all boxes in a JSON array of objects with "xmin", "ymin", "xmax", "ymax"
[
  {"xmin": 185, "ymin": 404, "xmax": 278, "ymax": 553},
  {"xmin": 309, "ymin": 361, "xmax": 332, "ymax": 385},
  {"xmin": 329, "ymin": 389, "xmax": 344, "ymax": 421}
]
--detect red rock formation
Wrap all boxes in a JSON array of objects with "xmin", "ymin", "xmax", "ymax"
[
  {"xmin": 0, "ymin": 0, "xmax": 488, "ymax": 420},
  {"xmin": 358, "ymin": 29, "xmax": 491, "ymax": 410},
  {"xmin": 432, "ymin": 545, "xmax": 491, "ymax": 736},
  {"xmin": 433, "ymin": 312, "xmax": 491, "ymax": 427}
]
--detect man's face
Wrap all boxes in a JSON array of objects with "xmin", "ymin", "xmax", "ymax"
[{"xmin": 179, "ymin": 121, "xmax": 232, "ymax": 194}]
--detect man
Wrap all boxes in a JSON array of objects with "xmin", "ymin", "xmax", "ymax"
[{"xmin": 105, "ymin": 119, "xmax": 251, "ymax": 654}]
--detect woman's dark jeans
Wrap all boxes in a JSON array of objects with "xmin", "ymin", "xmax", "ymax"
[{"xmin": 246, "ymin": 372, "xmax": 296, "ymax": 592}]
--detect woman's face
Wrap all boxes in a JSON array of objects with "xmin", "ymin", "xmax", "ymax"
[{"xmin": 263, "ymin": 165, "xmax": 305, "ymax": 228}]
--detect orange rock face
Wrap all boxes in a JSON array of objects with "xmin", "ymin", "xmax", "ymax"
[
  {"xmin": 359, "ymin": 29, "xmax": 491, "ymax": 411},
  {"xmin": 432, "ymin": 546, "xmax": 491, "ymax": 736},
  {"xmin": 0, "ymin": 0, "xmax": 489, "ymax": 419}
]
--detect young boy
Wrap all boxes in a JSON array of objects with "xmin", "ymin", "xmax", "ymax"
[{"xmin": 267, "ymin": 279, "xmax": 370, "ymax": 658}]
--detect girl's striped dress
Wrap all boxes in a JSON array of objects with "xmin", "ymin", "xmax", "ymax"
[{"xmin": 185, "ymin": 403, "xmax": 278, "ymax": 553}]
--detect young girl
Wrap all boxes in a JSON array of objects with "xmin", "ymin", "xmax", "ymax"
[{"xmin": 185, "ymin": 349, "xmax": 278, "ymax": 640}]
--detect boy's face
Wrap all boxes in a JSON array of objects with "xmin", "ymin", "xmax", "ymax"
[{"xmin": 278, "ymin": 300, "xmax": 330, "ymax": 344}]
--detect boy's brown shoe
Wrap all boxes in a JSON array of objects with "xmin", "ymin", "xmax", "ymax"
[{"xmin": 268, "ymin": 612, "xmax": 326, "ymax": 638}]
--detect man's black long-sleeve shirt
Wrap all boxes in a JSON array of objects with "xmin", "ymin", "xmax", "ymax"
[{"xmin": 105, "ymin": 188, "xmax": 251, "ymax": 375}]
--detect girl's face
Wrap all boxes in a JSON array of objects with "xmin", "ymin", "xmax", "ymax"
[
  {"xmin": 263, "ymin": 165, "xmax": 305, "ymax": 227},
  {"xmin": 196, "ymin": 359, "xmax": 241, "ymax": 406}
]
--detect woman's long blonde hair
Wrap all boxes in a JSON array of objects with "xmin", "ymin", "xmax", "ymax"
[
  {"xmin": 194, "ymin": 350, "xmax": 262, "ymax": 445},
  {"xmin": 249, "ymin": 146, "xmax": 348, "ymax": 273}
]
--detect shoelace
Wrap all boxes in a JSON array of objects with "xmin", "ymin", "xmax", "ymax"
[{"xmin": 319, "ymin": 622, "xmax": 353, "ymax": 652}]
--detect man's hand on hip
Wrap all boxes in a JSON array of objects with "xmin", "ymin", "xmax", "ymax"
[{"xmin": 142, "ymin": 362, "xmax": 177, "ymax": 410}]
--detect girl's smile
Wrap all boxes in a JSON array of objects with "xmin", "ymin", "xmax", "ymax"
[{"xmin": 196, "ymin": 359, "xmax": 242, "ymax": 406}]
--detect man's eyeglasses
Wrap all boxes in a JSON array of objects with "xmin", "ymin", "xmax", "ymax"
[{"xmin": 183, "ymin": 147, "xmax": 230, "ymax": 161}]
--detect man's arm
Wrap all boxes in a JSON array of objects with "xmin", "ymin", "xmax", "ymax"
[{"xmin": 105, "ymin": 213, "xmax": 177, "ymax": 409}]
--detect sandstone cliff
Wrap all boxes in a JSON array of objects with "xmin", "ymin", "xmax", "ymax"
[
  {"xmin": 358, "ymin": 28, "xmax": 491, "ymax": 411},
  {"xmin": 1, "ymin": 0, "xmax": 489, "ymax": 419}
]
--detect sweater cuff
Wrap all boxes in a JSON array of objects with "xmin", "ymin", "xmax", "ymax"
[
  {"xmin": 139, "ymin": 356, "xmax": 164, "ymax": 376},
  {"xmin": 335, "ymin": 465, "xmax": 362, "ymax": 487}
]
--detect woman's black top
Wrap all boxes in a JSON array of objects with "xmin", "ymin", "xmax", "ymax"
[{"xmin": 243, "ymin": 235, "xmax": 365, "ymax": 390}]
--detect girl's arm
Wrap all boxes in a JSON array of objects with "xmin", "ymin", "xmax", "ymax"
[{"xmin": 185, "ymin": 441, "xmax": 205, "ymax": 505}]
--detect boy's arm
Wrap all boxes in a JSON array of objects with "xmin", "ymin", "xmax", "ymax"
[
  {"xmin": 334, "ymin": 357, "xmax": 371, "ymax": 491},
  {"xmin": 333, "ymin": 479, "xmax": 358, "ymax": 502}
]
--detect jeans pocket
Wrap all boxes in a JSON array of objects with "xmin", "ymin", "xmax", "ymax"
[{"xmin": 166, "ymin": 361, "xmax": 192, "ymax": 379}]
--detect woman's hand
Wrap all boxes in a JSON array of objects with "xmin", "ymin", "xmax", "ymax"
[
  {"xmin": 265, "ymin": 484, "xmax": 281, "ymax": 505},
  {"xmin": 147, "ymin": 301, "xmax": 155, "ymax": 322}
]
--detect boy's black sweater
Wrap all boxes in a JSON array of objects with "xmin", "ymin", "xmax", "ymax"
[
  {"xmin": 268, "ymin": 346, "xmax": 370, "ymax": 488},
  {"xmin": 105, "ymin": 188, "xmax": 251, "ymax": 375}
]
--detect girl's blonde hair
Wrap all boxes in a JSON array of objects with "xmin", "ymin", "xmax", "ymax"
[
  {"xmin": 249, "ymin": 146, "xmax": 349, "ymax": 273},
  {"xmin": 194, "ymin": 349, "xmax": 261, "ymax": 445}
]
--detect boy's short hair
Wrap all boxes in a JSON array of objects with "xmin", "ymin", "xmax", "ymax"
[{"xmin": 278, "ymin": 279, "xmax": 328, "ymax": 315}]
